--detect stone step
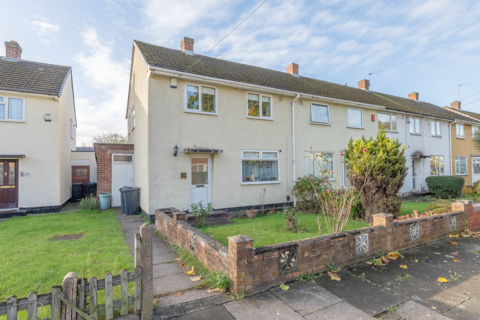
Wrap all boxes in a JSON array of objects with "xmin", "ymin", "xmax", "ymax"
[{"xmin": 0, "ymin": 209, "xmax": 28, "ymax": 219}]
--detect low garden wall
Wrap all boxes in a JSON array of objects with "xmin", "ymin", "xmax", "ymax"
[{"xmin": 155, "ymin": 200, "xmax": 475, "ymax": 295}]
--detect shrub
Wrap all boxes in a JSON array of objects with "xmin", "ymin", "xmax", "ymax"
[
  {"xmin": 462, "ymin": 186, "xmax": 475, "ymax": 194},
  {"xmin": 474, "ymin": 179, "xmax": 480, "ymax": 190},
  {"xmin": 351, "ymin": 191, "xmax": 365, "ymax": 220},
  {"xmin": 283, "ymin": 207, "xmax": 298, "ymax": 232},
  {"xmin": 191, "ymin": 202, "xmax": 213, "ymax": 228},
  {"xmin": 78, "ymin": 196, "xmax": 99, "ymax": 210},
  {"xmin": 292, "ymin": 176, "xmax": 329, "ymax": 212},
  {"xmin": 425, "ymin": 176, "xmax": 464, "ymax": 199}
]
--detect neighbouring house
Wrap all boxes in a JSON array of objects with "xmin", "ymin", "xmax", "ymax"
[
  {"xmin": 444, "ymin": 102, "xmax": 480, "ymax": 186},
  {"xmin": 71, "ymin": 147, "xmax": 97, "ymax": 185},
  {"xmin": 0, "ymin": 40, "xmax": 77, "ymax": 213},
  {"xmin": 124, "ymin": 37, "xmax": 477, "ymax": 214}
]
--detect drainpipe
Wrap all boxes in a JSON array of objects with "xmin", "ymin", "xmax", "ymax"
[
  {"xmin": 449, "ymin": 120, "xmax": 457, "ymax": 176},
  {"xmin": 292, "ymin": 94, "xmax": 300, "ymax": 207}
]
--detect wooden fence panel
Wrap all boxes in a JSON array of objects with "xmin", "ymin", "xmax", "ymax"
[
  {"xmin": 134, "ymin": 234, "xmax": 142, "ymax": 268},
  {"xmin": 105, "ymin": 273, "xmax": 113, "ymax": 320},
  {"xmin": 89, "ymin": 277, "xmax": 98, "ymax": 320},
  {"xmin": 51, "ymin": 288, "xmax": 61, "ymax": 320},
  {"xmin": 78, "ymin": 278, "xmax": 86, "ymax": 312},
  {"xmin": 27, "ymin": 292, "xmax": 37, "ymax": 320},
  {"xmin": 6, "ymin": 296, "xmax": 17, "ymax": 320},
  {"xmin": 120, "ymin": 270, "xmax": 128, "ymax": 315},
  {"xmin": 134, "ymin": 267, "xmax": 141, "ymax": 313}
]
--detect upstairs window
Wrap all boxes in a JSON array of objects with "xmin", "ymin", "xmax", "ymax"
[
  {"xmin": 241, "ymin": 150, "xmax": 279, "ymax": 184},
  {"xmin": 409, "ymin": 117, "xmax": 420, "ymax": 134},
  {"xmin": 306, "ymin": 152, "xmax": 334, "ymax": 180},
  {"xmin": 430, "ymin": 156, "xmax": 444, "ymax": 175},
  {"xmin": 347, "ymin": 109, "xmax": 363, "ymax": 127},
  {"xmin": 456, "ymin": 124, "xmax": 465, "ymax": 138},
  {"xmin": 70, "ymin": 119, "xmax": 74, "ymax": 139},
  {"xmin": 311, "ymin": 104, "xmax": 329, "ymax": 123},
  {"xmin": 247, "ymin": 93, "xmax": 272, "ymax": 119},
  {"xmin": 0, "ymin": 97, "xmax": 24, "ymax": 121},
  {"xmin": 378, "ymin": 113, "xmax": 397, "ymax": 131},
  {"xmin": 131, "ymin": 107, "xmax": 135, "ymax": 129},
  {"xmin": 472, "ymin": 126, "xmax": 479, "ymax": 138},
  {"xmin": 431, "ymin": 121, "xmax": 441, "ymax": 136},
  {"xmin": 186, "ymin": 85, "xmax": 216, "ymax": 114}
]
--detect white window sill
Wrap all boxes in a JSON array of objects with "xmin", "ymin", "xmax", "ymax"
[
  {"xmin": 432, "ymin": 135, "xmax": 442, "ymax": 138},
  {"xmin": 387, "ymin": 130, "xmax": 399, "ymax": 133},
  {"xmin": 347, "ymin": 126, "xmax": 364, "ymax": 129},
  {"xmin": 410, "ymin": 133, "xmax": 421, "ymax": 136},
  {"xmin": 456, "ymin": 136, "xmax": 465, "ymax": 139},
  {"xmin": 456, "ymin": 174, "xmax": 468, "ymax": 176},
  {"xmin": 184, "ymin": 110, "xmax": 218, "ymax": 116},
  {"xmin": 247, "ymin": 116, "xmax": 273, "ymax": 121},
  {"xmin": 0, "ymin": 119, "xmax": 25, "ymax": 123},
  {"xmin": 242, "ymin": 181, "xmax": 280, "ymax": 185},
  {"xmin": 310, "ymin": 121, "xmax": 331, "ymax": 126}
]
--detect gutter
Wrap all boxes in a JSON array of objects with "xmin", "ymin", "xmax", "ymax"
[
  {"xmin": 292, "ymin": 94, "xmax": 300, "ymax": 207},
  {"xmin": 449, "ymin": 120, "xmax": 457, "ymax": 176},
  {"xmin": 0, "ymin": 89, "xmax": 58, "ymax": 100}
]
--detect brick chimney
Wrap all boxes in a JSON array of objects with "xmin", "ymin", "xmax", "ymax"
[
  {"xmin": 180, "ymin": 37, "xmax": 194, "ymax": 55},
  {"xmin": 408, "ymin": 92, "xmax": 419, "ymax": 101},
  {"xmin": 287, "ymin": 63, "xmax": 299, "ymax": 77},
  {"xmin": 5, "ymin": 40, "xmax": 22, "ymax": 59},
  {"xmin": 358, "ymin": 79, "xmax": 369, "ymax": 90},
  {"xmin": 451, "ymin": 100, "xmax": 461, "ymax": 110}
]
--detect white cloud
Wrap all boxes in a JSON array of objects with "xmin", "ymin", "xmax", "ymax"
[
  {"xmin": 31, "ymin": 21, "xmax": 60, "ymax": 36},
  {"xmin": 75, "ymin": 27, "xmax": 130, "ymax": 145}
]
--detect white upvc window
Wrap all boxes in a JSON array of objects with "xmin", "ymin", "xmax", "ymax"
[
  {"xmin": 473, "ymin": 158, "xmax": 480, "ymax": 174},
  {"xmin": 306, "ymin": 151, "xmax": 335, "ymax": 180},
  {"xmin": 378, "ymin": 113, "xmax": 397, "ymax": 131},
  {"xmin": 131, "ymin": 107, "xmax": 135, "ymax": 129},
  {"xmin": 247, "ymin": 93, "xmax": 272, "ymax": 119},
  {"xmin": 310, "ymin": 103, "xmax": 330, "ymax": 124},
  {"xmin": 430, "ymin": 156, "xmax": 444, "ymax": 175},
  {"xmin": 409, "ymin": 117, "xmax": 421, "ymax": 134},
  {"xmin": 185, "ymin": 84, "xmax": 217, "ymax": 114},
  {"xmin": 241, "ymin": 150, "xmax": 279, "ymax": 184},
  {"xmin": 456, "ymin": 124, "xmax": 465, "ymax": 138},
  {"xmin": 0, "ymin": 96, "xmax": 25, "ymax": 121},
  {"xmin": 455, "ymin": 156, "xmax": 468, "ymax": 175},
  {"xmin": 70, "ymin": 119, "xmax": 74, "ymax": 139},
  {"xmin": 431, "ymin": 121, "xmax": 441, "ymax": 136},
  {"xmin": 347, "ymin": 108, "xmax": 363, "ymax": 128},
  {"xmin": 472, "ymin": 126, "xmax": 479, "ymax": 138}
]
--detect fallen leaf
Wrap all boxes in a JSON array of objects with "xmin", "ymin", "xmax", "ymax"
[
  {"xmin": 366, "ymin": 261, "xmax": 374, "ymax": 265},
  {"xmin": 153, "ymin": 299, "xmax": 158, "ymax": 303},
  {"xmin": 328, "ymin": 272, "xmax": 341, "ymax": 281},
  {"xmin": 207, "ymin": 288, "xmax": 223, "ymax": 293},
  {"xmin": 438, "ymin": 277, "xmax": 450, "ymax": 283},
  {"xmin": 414, "ymin": 259, "xmax": 419, "ymax": 263},
  {"xmin": 400, "ymin": 265, "xmax": 408, "ymax": 269},
  {"xmin": 449, "ymin": 241, "xmax": 458, "ymax": 245},
  {"xmin": 453, "ymin": 259, "xmax": 460, "ymax": 262},
  {"xmin": 180, "ymin": 262, "xmax": 186, "ymax": 268},
  {"xmin": 173, "ymin": 292, "xmax": 183, "ymax": 297},
  {"xmin": 184, "ymin": 266, "xmax": 196, "ymax": 276},
  {"xmin": 175, "ymin": 258, "xmax": 180, "ymax": 261},
  {"xmin": 452, "ymin": 252, "xmax": 458, "ymax": 256},
  {"xmin": 280, "ymin": 283, "xmax": 290, "ymax": 291},
  {"xmin": 190, "ymin": 275, "xmax": 202, "ymax": 281},
  {"xmin": 387, "ymin": 252, "xmax": 400, "ymax": 260}
]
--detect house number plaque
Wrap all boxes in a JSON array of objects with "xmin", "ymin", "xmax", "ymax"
[{"xmin": 181, "ymin": 172, "xmax": 187, "ymax": 179}]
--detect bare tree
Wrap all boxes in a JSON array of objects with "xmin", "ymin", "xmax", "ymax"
[{"xmin": 92, "ymin": 133, "xmax": 128, "ymax": 144}]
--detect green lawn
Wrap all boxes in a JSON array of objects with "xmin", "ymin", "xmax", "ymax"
[
  {"xmin": 198, "ymin": 213, "xmax": 369, "ymax": 248},
  {"xmin": 399, "ymin": 201, "xmax": 435, "ymax": 217},
  {"xmin": 0, "ymin": 210, "xmax": 134, "ymax": 308}
]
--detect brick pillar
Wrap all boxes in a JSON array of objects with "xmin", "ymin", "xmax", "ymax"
[
  {"xmin": 173, "ymin": 211, "xmax": 187, "ymax": 222},
  {"xmin": 228, "ymin": 235, "xmax": 254, "ymax": 294},
  {"xmin": 452, "ymin": 200, "xmax": 478, "ymax": 230},
  {"xmin": 373, "ymin": 213, "xmax": 394, "ymax": 251}
]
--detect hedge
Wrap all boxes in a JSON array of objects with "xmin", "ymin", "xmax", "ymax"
[{"xmin": 425, "ymin": 176, "xmax": 465, "ymax": 199}]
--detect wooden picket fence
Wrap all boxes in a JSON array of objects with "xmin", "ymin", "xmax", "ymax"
[{"xmin": 0, "ymin": 226, "xmax": 153, "ymax": 320}]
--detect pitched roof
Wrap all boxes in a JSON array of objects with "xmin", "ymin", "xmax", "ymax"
[
  {"xmin": 444, "ymin": 107, "xmax": 480, "ymax": 121},
  {"xmin": 0, "ymin": 57, "xmax": 71, "ymax": 97},
  {"xmin": 134, "ymin": 40, "xmax": 477, "ymax": 123}
]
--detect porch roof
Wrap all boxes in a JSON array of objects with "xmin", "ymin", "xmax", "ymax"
[{"xmin": 0, "ymin": 154, "xmax": 25, "ymax": 159}]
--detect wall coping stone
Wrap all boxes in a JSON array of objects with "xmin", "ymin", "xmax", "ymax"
[
  {"xmin": 228, "ymin": 234, "xmax": 254, "ymax": 244},
  {"xmin": 454, "ymin": 200, "xmax": 473, "ymax": 205}
]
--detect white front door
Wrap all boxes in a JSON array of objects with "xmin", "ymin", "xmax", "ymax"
[
  {"xmin": 472, "ymin": 158, "xmax": 480, "ymax": 184},
  {"xmin": 190, "ymin": 157, "xmax": 211, "ymax": 208},
  {"xmin": 112, "ymin": 154, "xmax": 134, "ymax": 207}
]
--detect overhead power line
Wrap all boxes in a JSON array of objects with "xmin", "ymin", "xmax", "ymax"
[
  {"xmin": 461, "ymin": 90, "xmax": 480, "ymax": 101},
  {"xmin": 462, "ymin": 98, "xmax": 480, "ymax": 107},
  {"xmin": 181, "ymin": 0, "xmax": 268, "ymax": 76}
]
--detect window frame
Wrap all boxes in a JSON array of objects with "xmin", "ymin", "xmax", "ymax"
[
  {"xmin": 431, "ymin": 120, "xmax": 441, "ymax": 137},
  {"xmin": 377, "ymin": 112, "xmax": 397, "ymax": 132},
  {"xmin": 246, "ymin": 92, "xmax": 273, "ymax": 120},
  {"xmin": 0, "ymin": 96, "xmax": 26, "ymax": 122},
  {"xmin": 429, "ymin": 155, "xmax": 444, "ymax": 176},
  {"xmin": 184, "ymin": 83, "xmax": 218, "ymax": 115},
  {"xmin": 131, "ymin": 107, "xmax": 135, "ymax": 129},
  {"xmin": 241, "ymin": 150, "xmax": 280, "ymax": 185},
  {"xmin": 310, "ymin": 102, "xmax": 330, "ymax": 124},
  {"xmin": 472, "ymin": 126, "xmax": 479, "ymax": 138},
  {"xmin": 455, "ymin": 155, "xmax": 468, "ymax": 175},
  {"xmin": 472, "ymin": 158, "xmax": 480, "ymax": 175},
  {"xmin": 409, "ymin": 117, "xmax": 421, "ymax": 134},
  {"xmin": 347, "ymin": 108, "xmax": 363, "ymax": 128},
  {"xmin": 305, "ymin": 151, "xmax": 335, "ymax": 181},
  {"xmin": 70, "ymin": 119, "xmax": 74, "ymax": 139},
  {"xmin": 456, "ymin": 124, "xmax": 465, "ymax": 139}
]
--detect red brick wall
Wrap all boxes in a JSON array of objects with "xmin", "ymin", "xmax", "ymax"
[
  {"xmin": 94, "ymin": 143, "xmax": 134, "ymax": 195},
  {"xmin": 470, "ymin": 204, "xmax": 480, "ymax": 231},
  {"xmin": 155, "ymin": 205, "xmax": 469, "ymax": 295}
]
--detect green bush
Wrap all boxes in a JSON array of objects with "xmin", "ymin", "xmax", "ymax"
[
  {"xmin": 292, "ymin": 176, "xmax": 329, "ymax": 212},
  {"xmin": 425, "ymin": 176, "xmax": 465, "ymax": 199},
  {"xmin": 351, "ymin": 191, "xmax": 365, "ymax": 220},
  {"xmin": 77, "ymin": 196, "xmax": 99, "ymax": 210}
]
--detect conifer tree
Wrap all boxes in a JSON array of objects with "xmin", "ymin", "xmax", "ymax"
[{"xmin": 344, "ymin": 129, "xmax": 407, "ymax": 222}]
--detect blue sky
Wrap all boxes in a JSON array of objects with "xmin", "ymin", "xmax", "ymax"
[{"xmin": 1, "ymin": 0, "xmax": 480, "ymax": 145}]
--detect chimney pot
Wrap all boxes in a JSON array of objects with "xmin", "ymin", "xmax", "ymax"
[
  {"xmin": 287, "ymin": 63, "xmax": 299, "ymax": 77},
  {"xmin": 358, "ymin": 79, "xmax": 369, "ymax": 91},
  {"xmin": 408, "ymin": 92, "xmax": 419, "ymax": 101},
  {"xmin": 180, "ymin": 37, "xmax": 194, "ymax": 55},
  {"xmin": 5, "ymin": 40, "xmax": 22, "ymax": 59},
  {"xmin": 451, "ymin": 100, "xmax": 461, "ymax": 110}
]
